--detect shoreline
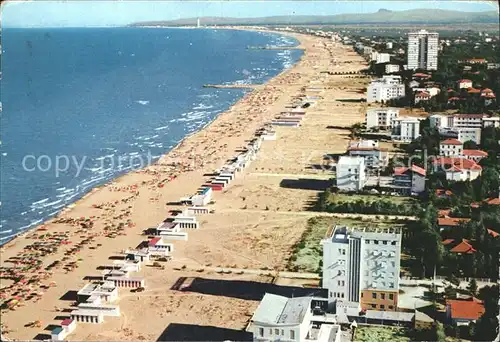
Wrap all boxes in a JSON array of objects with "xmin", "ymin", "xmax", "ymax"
[{"xmin": 0, "ymin": 27, "xmax": 302, "ymax": 248}]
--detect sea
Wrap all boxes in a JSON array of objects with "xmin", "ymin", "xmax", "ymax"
[{"xmin": 0, "ymin": 27, "xmax": 303, "ymax": 244}]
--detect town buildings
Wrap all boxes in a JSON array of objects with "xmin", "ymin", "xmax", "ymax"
[
  {"xmin": 407, "ymin": 30, "xmax": 439, "ymax": 70},
  {"xmin": 439, "ymin": 138, "xmax": 463, "ymax": 157},
  {"xmin": 432, "ymin": 157, "xmax": 482, "ymax": 181},
  {"xmin": 367, "ymin": 76, "xmax": 405, "ymax": 103},
  {"xmin": 365, "ymin": 108, "xmax": 399, "ymax": 129},
  {"xmin": 336, "ymin": 156, "xmax": 366, "ymax": 192},
  {"xmin": 393, "ymin": 165, "xmax": 426, "ymax": 195},
  {"xmin": 391, "ymin": 117, "xmax": 421, "ymax": 142},
  {"xmin": 446, "ymin": 298, "xmax": 485, "ymax": 326},
  {"xmin": 248, "ymin": 293, "xmax": 341, "ymax": 342},
  {"xmin": 347, "ymin": 140, "xmax": 389, "ymax": 169},
  {"xmin": 385, "ymin": 64, "xmax": 400, "ymax": 74},
  {"xmin": 322, "ymin": 225, "xmax": 402, "ymax": 311},
  {"xmin": 457, "ymin": 79, "xmax": 473, "ymax": 89}
]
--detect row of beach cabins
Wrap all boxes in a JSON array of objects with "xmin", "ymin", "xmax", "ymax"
[{"xmin": 50, "ymin": 84, "xmax": 322, "ymax": 341}]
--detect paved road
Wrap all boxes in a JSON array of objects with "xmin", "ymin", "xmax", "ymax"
[
  {"xmin": 219, "ymin": 208, "xmax": 416, "ymax": 221},
  {"xmin": 249, "ymin": 172, "xmax": 334, "ymax": 179}
]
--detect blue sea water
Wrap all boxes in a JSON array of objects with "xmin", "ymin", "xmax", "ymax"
[{"xmin": 0, "ymin": 27, "xmax": 302, "ymax": 243}]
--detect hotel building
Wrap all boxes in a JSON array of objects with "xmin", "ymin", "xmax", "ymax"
[
  {"xmin": 407, "ymin": 30, "xmax": 439, "ymax": 70},
  {"xmin": 322, "ymin": 225, "xmax": 402, "ymax": 311}
]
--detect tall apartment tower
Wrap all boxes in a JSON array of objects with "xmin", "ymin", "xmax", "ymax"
[
  {"xmin": 407, "ymin": 30, "xmax": 439, "ymax": 70},
  {"xmin": 322, "ymin": 225, "xmax": 402, "ymax": 311}
]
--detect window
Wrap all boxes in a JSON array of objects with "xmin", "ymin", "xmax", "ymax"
[
  {"xmin": 371, "ymin": 304, "xmax": 377, "ymax": 308},
  {"xmin": 389, "ymin": 305, "xmax": 394, "ymax": 309},
  {"xmin": 342, "ymin": 249, "xmax": 346, "ymax": 255},
  {"xmin": 381, "ymin": 293, "xmax": 385, "ymax": 300},
  {"xmin": 341, "ymin": 293, "xmax": 344, "ymax": 298},
  {"xmin": 269, "ymin": 329, "xmax": 272, "ymax": 335},
  {"xmin": 391, "ymin": 241, "xmax": 396, "ymax": 245},
  {"xmin": 330, "ymin": 291, "xmax": 333, "ymax": 298},
  {"xmin": 275, "ymin": 329, "xmax": 279, "ymax": 335},
  {"xmin": 290, "ymin": 330, "xmax": 295, "ymax": 340},
  {"xmin": 372, "ymin": 293, "xmax": 377, "ymax": 299},
  {"xmin": 389, "ymin": 294, "xmax": 394, "ymax": 300},
  {"xmin": 380, "ymin": 304, "xmax": 385, "ymax": 310},
  {"xmin": 361, "ymin": 293, "xmax": 364, "ymax": 298},
  {"xmin": 281, "ymin": 330, "xmax": 284, "ymax": 336},
  {"xmin": 366, "ymin": 240, "xmax": 370, "ymax": 244},
  {"xmin": 383, "ymin": 241, "xmax": 387, "ymax": 245},
  {"xmin": 374, "ymin": 240, "xmax": 379, "ymax": 245},
  {"xmin": 259, "ymin": 328, "xmax": 264, "ymax": 337}
]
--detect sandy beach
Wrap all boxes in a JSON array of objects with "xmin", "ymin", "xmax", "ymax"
[{"xmin": 0, "ymin": 28, "xmax": 369, "ymax": 341}]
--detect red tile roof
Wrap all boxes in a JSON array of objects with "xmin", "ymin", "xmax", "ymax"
[
  {"xmin": 413, "ymin": 73, "xmax": 431, "ymax": 78},
  {"xmin": 481, "ymin": 88, "xmax": 493, "ymax": 93},
  {"xmin": 436, "ymin": 189, "xmax": 453, "ymax": 197},
  {"xmin": 433, "ymin": 157, "xmax": 482, "ymax": 171},
  {"xmin": 438, "ymin": 209, "xmax": 451, "ymax": 218},
  {"xmin": 61, "ymin": 319, "xmax": 73, "ymax": 326},
  {"xmin": 441, "ymin": 138, "xmax": 463, "ymax": 145},
  {"xmin": 488, "ymin": 229, "xmax": 499, "ymax": 238},
  {"xmin": 463, "ymin": 149, "xmax": 488, "ymax": 157},
  {"xmin": 450, "ymin": 239, "xmax": 476, "ymax": 254},
  {"xmin": 448, "ymin": 96, "xmax": 460, "ymax": 101},
  {"xmin": 453, "ymin": 114, "xmax": 487, "ymax": 119},
  {"xmin": 442, "ymin": 238, "xmax": 455, "ymax": 246},
  {"xmin": 458, "ymin": 79, "xmax": 472, "ymax": 83},
  {"xmin": 486, "ymin": 198, "xmax": 500, "ymax": 205},
  {"xmin": 468, "ymin": 88, "xmax": 481, "ymax": 94},
  {"xmin": 394, "ymin": 165, "xmax": 426, "ymax": 177},
  {"xmin": 148, "ymin": 237, "xmax": 162, "ymax": 246},
  {"xmin": 438, "ymin": 217, "xmax": 471, "ymax": 227},
  {"xmin": 447, "ymin": 298, "xmax": 485, "ymax": 321},
  {"xmin": 415, "ymin": 91, "xmax": 431, "ymax": 97}
]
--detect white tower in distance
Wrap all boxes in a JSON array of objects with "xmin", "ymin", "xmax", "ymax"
[{"xmin": 197, "ymin": 18, "xmax": 201, "ymax": 28}]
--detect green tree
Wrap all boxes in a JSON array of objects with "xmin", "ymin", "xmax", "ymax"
[{"xmin": 467, "ymin": 278, "xmax": 478, "ymax": 296}]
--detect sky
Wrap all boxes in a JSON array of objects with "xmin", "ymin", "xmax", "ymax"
[{"xmin": 1, "ymin": 0, "xmax": 498, "ymax": 28}]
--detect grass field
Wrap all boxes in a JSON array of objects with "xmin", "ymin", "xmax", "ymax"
[
  {"xmin": 354, "ymin": 326, "xmax": 410, "ymax": 342},
  {"xmin": 286, "ymin": 216, "xmax": 403, "ymax": 273}
]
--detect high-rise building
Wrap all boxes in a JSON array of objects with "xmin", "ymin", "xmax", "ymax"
[
  {"xmin": 407, "ymin": 30, "xmax": 439, "ymax": 70},
  {"xmin": 322, "ymin": 225, "xmax": 402, "ymax": 311}
]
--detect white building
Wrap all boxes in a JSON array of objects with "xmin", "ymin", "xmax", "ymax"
[
  {"xmin": 248, "ymin": 293, "xmax": 341, "ymax": 342},
  {"xmin": 391, "ymin": 117, "xmax": 421, "ymax": 142},
  {"xmin": 336, "ymin": 156, "xmax": 366, "ymax": 192},
  {"xmin": 432, "ymin": 157, "xmax": 482, "ymax": 182},
  {"xmin": 386, "ymin": 42, "xmax": 393, "ymax": 49},
  {"xmin": 385, "ymin": 64, "xmax": 400, "ymax": 74},
  {"xmin": 430, "ymin": 114, "xmax": 485, "ymax": 143},
  {"xmin": 483, "ymin": 117, "xmax": 500, "ymax": 128},
  {"xmin": 77, "ymin": 282, "xmax": 118, "ymax": 303},
  {"xmin": 367, "ymin": 76, "xmax": 405, "ymax": 103},
  {"xmin": 347, "ymin": 140, "xmax": 389, "ymax": 169},
  {"xmin": 365, "ymin": 108, "xmax": 399, "ymax": 129},
  {"xmin": 457, "ymin": 79, "xmax": 473, "ymax": 89},
  {"xmin": 376, "ymin": 53, "xmax": 391, "ymax": 64},
  {"xmin": 407, "ymin": 30, "xmax": 439, "ymax": 70},
  {"xmin": 439, "ymin": 138, "xmax": 463, "ymax": 157},
  {"xmin": 322, "ymin": 226, "xmax": 402, "ymax": 311},
  {"xmin": 393, "ymin": 165, "xmax": 426, "ymax": 195}
]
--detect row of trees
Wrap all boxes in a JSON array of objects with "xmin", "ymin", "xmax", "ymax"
[{"xmin": 315, "ymin": 190, "xmax": 421, "ymax": 216}]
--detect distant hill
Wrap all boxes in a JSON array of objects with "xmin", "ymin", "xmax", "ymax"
[{"xmin": 129, "ymin": 9, "xmax": 499, "ymax": 27}]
